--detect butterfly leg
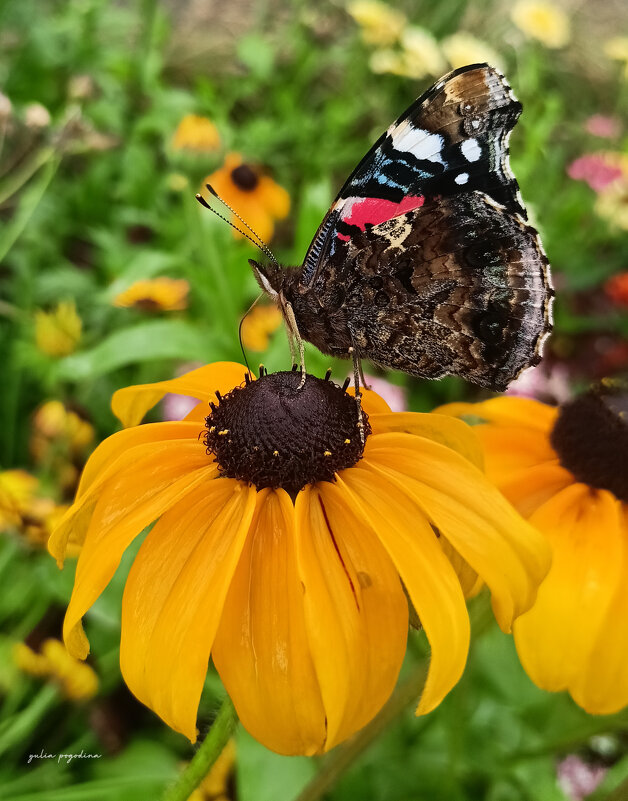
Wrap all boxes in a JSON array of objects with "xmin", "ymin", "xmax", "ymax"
[
  {"xmin": 284, "ymin": 301, "xmax": 307, "ymax": 388},
  {"xmin": 348, "ymin": 345, "xmax": 365, "ymax": 445}
]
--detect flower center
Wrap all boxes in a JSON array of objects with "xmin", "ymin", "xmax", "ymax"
[
  {"xmin": 230, "ymin": 164, "xmax": 259, "ymax": 192},
  {"xmin": 550, "ymin": 383, "xmax": 628, "ymax": 503},
  {"xmin": 204, "ymin": 370, "xmax": 370, "ymax": 495}
]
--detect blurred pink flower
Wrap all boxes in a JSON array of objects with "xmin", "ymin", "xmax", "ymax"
[
  {"xmin": 161, "ymin": 361, "xmax": 203, "ymax": 421},
  {"xmin": 506, "ymin": 364, "xmax": 571, "ymax": 405},
  {"xmin": 585, "ymin": 115, "xmax": 621, "ymax": 139},
  {"xmin": 567, "ymin": 154, "xmax": 622, "ymax": 192},
  {"xmin": 362, "ymin": 374, "xmax": 407, "ymax": 411},
  {"xmin": 557, "ymin": 755, "xmax": 607, "ymax": 801},
  {"xmin": 162, "ymin": 393, "xmax": 199, "ymax": 421}
]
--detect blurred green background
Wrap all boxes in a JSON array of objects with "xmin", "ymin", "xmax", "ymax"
[{"xmin": 1, "ymin": 0, "xmax": 628, "ymax": 799}]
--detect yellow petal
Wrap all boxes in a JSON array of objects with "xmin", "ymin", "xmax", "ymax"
[
  {"xmin": 369, "ymin": 413, "xmax": 483, "ymax": 469},
  {"xmin": 347, "ymin": 386, "xmax": 392, "ymax": 415},
  {"xmin": 366, "ymin": 433, "xmax": 551, "ymax": 630},
  {"xmin": 294, "ymin": 484, "xmax": 408, "ymax": 749},
  {"xmin": 572, "ymin": 508, "xmax": 628, "ymax": 714},
  {"xmin": 514, "ymin": 485, "xmax": 625, "ymax": 698},
  {"xmin": 337, "ymin": 466, "xmax": 469, "ymax": 715},
  {"xmin": 435, "ymin": 397, "xmax": 558, "ymax": 432},
  {"xmin": 212, "ymin": 489, "xmax": 326, "ymax": 756},
  {"xmin": 256, "ymin": 176, "xmax": 290, "ymax": 220},
  {"xmin": 49, "ymin": 424, "xmax": 204, "ymax": 565},
  {"xmin": 112, "ymin": 362, "xmax": 247, "ymax": 427},
  {"xmin": 62, "ymin": 442, "xmax": 216, "ymax": 660},
  {"xmin": 497, "ymin": 461, "xmax": 574, "ymax": 517},
  {"xmin": 120, "ymin": 479, "xmax": 256, "ymax": 741},
  {"xmin": 477, "ymin": 425, "xmax": 559, "ymax": 479}
]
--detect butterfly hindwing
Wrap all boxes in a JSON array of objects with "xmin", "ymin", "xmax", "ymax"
[{"xmin": 335, "ymin": 193, "xmax": 550, "ymax": 390}]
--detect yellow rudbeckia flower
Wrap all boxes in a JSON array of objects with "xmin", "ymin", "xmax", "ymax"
[
  {"xmin": 240, "ymin": 304, "xmax": 283, "ymax": 352},
  {"xmin": 438, "ymin": 387, "xmax": 628, "ymax": 715},
  {"xmin": 49, "ymin": 363, "xmax": 549, "ymax": 754},
  {"xmin": 113, "ymin": 278, "xmax": 190, "ymax": 311},
  {"xmin": 202, "ymin": 154, "xmax": 290, "ymax": 245}
]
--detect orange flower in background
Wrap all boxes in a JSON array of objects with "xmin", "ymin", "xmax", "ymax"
[
  {"xmin": 438, "ymin": 388, "xmax": 628, "ymax": 715},
  {"xmin": 35, "ymin": 301, "xmax": 82, "ymax": 357},
  {"xmin": 113, "ymin": 278, "xmax": 189, "ymax": 311},
  {"xmin": 240, "ymin": 304, "xmax": 283, "ymax": 352},
  {"xmin": 49, "ymin": 362, "xmax": 549, "ymax": 755},
  {"xmin": 605, "ymin": 272, "xmax": 628, "ymax": 307},
  {"xmin": 202, "ymin": 154, "xmax": 290, "ymax": 244},
  {"xmin": 172, "ymin": 114, "xmax": 221, "ymax": 153}
]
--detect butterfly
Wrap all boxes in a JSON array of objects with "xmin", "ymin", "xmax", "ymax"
[{"xmin": 248, "ymin": 63, "xmax": 553, "ymax": 391}]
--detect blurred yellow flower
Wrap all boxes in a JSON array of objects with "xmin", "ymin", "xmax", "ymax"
[
  {"xmin": 0, "ymin": 470, "xmax": 38, "ymax": 531},
  {"xmin": 14, "ymin": 639, "xmax": 98, "ymax": 701},
  {"xmin": 203, "ymin": 153, "xmax": 290, "ymax": 244},
  {"xmin": 594, "ymin": 152, "xmax": 628, "ymax": 231},
  {"xmin": 596, "ymin": 180, "xmax": 628, "ymax": 231},
  {"xmin": 347, "ymin": 0, "xmax": 406, "ymax": 47},
  {"xmin": 187, "ymin": 739, "xmax": 236, "ymax": 801},
  {"xmin": 441, "ymin": 33, "xmax": 504, "ymax": 72},
  {"xmin": 399, "ymin": 27, "xmax": 447, "ymax": 78},
  {"xmin": 113, "ymin": 278, "xmax": 190, "ymax": 311},
  {"xmin": 0, "ymin": 468, "xmax": 74, "ymax": 549},
  {"xmin": 35, "ymin": 301, "xmax": 82, "ymax": 357},
  {"xmin": 172, "ymin": 114, "xmax": 221, "ymax": 153},
  {"xmin": 604, "ymin": 37, "xmax": 628, "ymax": 79},
  {"xmin": 240, "ymin": 304, "xmax": 283, "ymax": 352},
  {"xmin": 31, "ymin": 401, "xmax": 94, "ymax": 462},
  {"xmin": 369, "ymin": 28, "xmax": 445, "ymax": 80},
  {"xmin": 511, "ymin": 1, "xmax": 570, "ymax": 48}
]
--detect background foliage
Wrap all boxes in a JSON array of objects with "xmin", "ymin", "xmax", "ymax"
[{"xmin": 1, "ymin": 0, "xmax": 628, "ymax": 799}]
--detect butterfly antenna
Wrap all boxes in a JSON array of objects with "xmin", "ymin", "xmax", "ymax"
[
  {"xmin": 238, "ymin": 294, "xmax": 263, "ymax": 381},
  {"xmin": 204, "ymin": 183, "xmax": 279, "ymax": 265},
  {"xmin": 195, "ymin": 193, "xmax": 263, "ymax": 249}
]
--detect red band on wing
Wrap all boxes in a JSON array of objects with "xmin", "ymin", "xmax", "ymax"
[{"xmin": 341, "ymin": 195, "xmax": 425, "ymax": 232}]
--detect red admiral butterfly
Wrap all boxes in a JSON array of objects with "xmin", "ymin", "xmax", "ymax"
[{"xmin": 249, "ymin": 64, "xmax": 553, "ymax": 390}]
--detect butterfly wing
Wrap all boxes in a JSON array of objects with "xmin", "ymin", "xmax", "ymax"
[{"xmin": 297, "ymin": 63, "xmax": 552, "ymax": 389}]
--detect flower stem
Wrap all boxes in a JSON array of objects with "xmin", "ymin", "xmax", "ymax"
[
  {"xmin": 294, "ymin": 661, "xmax": 430, "ymax": 801},
  {"xmin": 161, "ymin": 696, "xmax": 238, "ymax": 801}
]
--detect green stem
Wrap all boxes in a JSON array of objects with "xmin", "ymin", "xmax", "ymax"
[
  {"xmin": 161, "ymin": 696, "xmax": 239, "ymax": 801},
  {"xmin": 294, "ymin": 660, "xmax": 430, "ymax": 801},
  {"xmin": 0, "ymin": 684, "xmax": 59, "ymax": 758}
]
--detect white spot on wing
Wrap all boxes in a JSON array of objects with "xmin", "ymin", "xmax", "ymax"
[
  {"xmin": 389, "ymin": 124, "xmax": 446, "ymax": 165},
  {"xmin": 455, "ymin": 172, "xmax": 469, "ymax": 185},
  {"xmin": 461, "ymin": 138, "xmax": 482, "ymax": 162}
]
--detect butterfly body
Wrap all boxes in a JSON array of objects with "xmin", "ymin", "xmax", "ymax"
[{"xmin": 251, "ymin": 63, "xmax": 553, "ymax": 391}]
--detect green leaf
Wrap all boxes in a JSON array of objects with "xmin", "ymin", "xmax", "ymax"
[
  {"xmin": 236, "ymin": 729, "xmax": 317, "ymax": 801},
  {"xmin": 55, "ymin": 320, "xmax": 213, "ymax": 381}
]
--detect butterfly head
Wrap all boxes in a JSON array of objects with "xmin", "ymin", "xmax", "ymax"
[{"xmin": 248, "ymin": 258, "xmax": 283, "ymax": 300}]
